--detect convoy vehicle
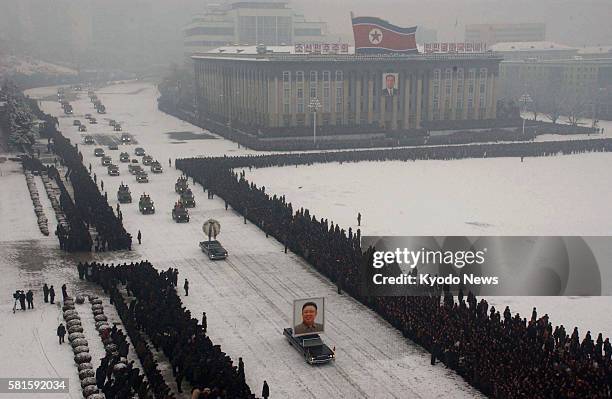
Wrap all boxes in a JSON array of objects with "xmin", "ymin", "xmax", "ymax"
[
  {"xmin": 109, "ymin": 119, "xmax": 117, "ymax": 127},
  {"xmin": 78, "ymin": 124, "xmax": 87, "ymax": 132},
  {"xmin": 136, "ymin": 171, "xmax": 149, "ymax": 183},
  {"xmin": 63, "ymin": 104, "xmax": 73, "ymax": 114},
  {"xmin": 139, "ymin": 194, "xmax": 155, "ymax": 214},
  {"xmin": 283, "ymin": 328, "xmax": 335, "ymax": 365},
  {"xmin": 180, "ymin": 188, "xmax": 196, "ymax": 208},
  {"xmin": 172, "ymin": 202, "xmax": 190, "ymax": 223},
  {"xmin": 128, "ymin": 160, "xmax": 142, "ymax": 175},
  {"xmin": 73, "ymin": 120, "xmax": 81, "ymax": 126},
  {"xmin": 83, "ymin": 135, "xmax": 95, "ymax": 145},
  {"xmin": 84, "ymin": 113, "xmax": 92, "ymax": 119},
  {"xmin": 89, "ymin": 117, "xmax": 97, "ymax": 124},
  {"xmin": 175, "ymin": 176, "xmax": 188, "ymax": 194},
  {"xmin": 114, "ymin": 124, "xmax": 122, "ymax": 131},
  {"xmin": 199, "ymin": 240, "xmax": 228, "ymax": 260},
  {"xmin": 120, "ymin": 133, "xmax": 131, "ymax": 144},
  {"xmin": 101, "ymin": 156, "xmax": 112, "ymax": 166},
  {"xmin": 97, "ymin": 104, "xmax": 106, "ymax": 114},
  {"xmin": 94, "ymin": 148, "xmax": 105, "ymax": 157},
  {"xmin": 150, "ymin": 161, "xmax": 163, "ymax": 173},
  {"xmin": 141, "ymin": 155, "xmax": 153, "ymax": 166},
  {"xmin": 119, "ymin": 152, "xmax": 130, "ymax": 162},
  {"xmin": 134, "ymin": 147, "xmax": 146, "ymax": 156},
  {"xmin": 117, "ymin": 184, "xmax": 132, "ymax": 203},
  {"xmin": 107, "ymin": 164, "xmax": 120, "ymax": 176},
  {"xmin": 108, "ymin": 143, "xmax": 118, "ymax": 151}
]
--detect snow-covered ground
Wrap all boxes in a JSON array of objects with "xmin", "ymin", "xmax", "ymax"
[{"xmin": 11, "ymin": 81, "xmax": 489, "ymax": 398}]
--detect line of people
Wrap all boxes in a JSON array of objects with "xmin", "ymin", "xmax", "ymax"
[
  {"xmin": 87, "ymin": 261, "xmax": 258, "ymax": 398},
  {"xmin": 177, "ymin": 153, "xmax": 612, "ymax": 398}
]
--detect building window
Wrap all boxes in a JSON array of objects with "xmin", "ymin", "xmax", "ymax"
[
  {"xmin": 297, "ymin": 88, "xmax": 303, "ymax": 99},
  {"xmin": 433, "ymin": 69, "xmax": 441, "ymax": 80},
  {"xmin": 283, "ymin": 71, "xmax": 290, "ymax": 83},
  {"xmin": 335, "ymin": 71, "xmax": 343, "ymax": 81},
  {"xmin": 284, "ymin": 103, "xmax": 290, "ymax": 114},
  {"xmin": 323, "ymin": 71, "xmax": 330, "ymax": 82},
  {"xmin": 297, "ymin": 103, "xmax": 304, "ymax": 113},
  {"xmin": 296, "ymin": 71, "xmax": 304, "ymax": 83}
]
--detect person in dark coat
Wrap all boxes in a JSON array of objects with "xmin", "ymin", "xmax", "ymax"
[
  {"xmin": 57, "ymin": 323, "xmax": 66, "ymax": 344},
  {"xmin": 201, "ymin": 312, "xmax": 207, "ymax": 333},
  {"xmin": 183, "ymin": 279, "xmax": 189, "ymax": 296},
  {"xmin": 61, "ymin": 284, "xmax": 68, "ymax": 300},
  {"xmin": 43, "ymin": 283, "xmax": 49, "ymax": 303},
  {"xmin": 49, "ymin": 285, "xmax": 55, "ymax": 304},
  {"xmin": 19, "ymin": 291, "xmax": 26, "ymax": 311},
  {"xmin": 137, "ymin": 230, "xmax": 142, "ymax": 245},
  {"xmin": 262, "ymin": 380, "xmax": 269, "ymax": 399},
  {"xmin": 26, "ymin": 290, "xmax": 34, "ymax": 309}
]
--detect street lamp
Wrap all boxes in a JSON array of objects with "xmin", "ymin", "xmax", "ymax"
[
  {"xmin": 309, "ymin": 97, "xmax": 321, "ymax": 144},
  {"xmin": 519, "ymin": 93, "xmax": 533, "ymax": 135}
]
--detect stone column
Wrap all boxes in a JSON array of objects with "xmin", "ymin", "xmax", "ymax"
[
  {"xmin": 415, "ymin": 75, "xmax": 423, "ymax": 128},
  {"xmin": 402, "ymin": 74, "xmax": 411, "ymax": 129},
  {"xmin": 367, "ymin": 73, "xmax": 374, "ymax": 124},
  {"xmin": 355, "ymin": 74, "xmax": 362, "ymax": 125}
]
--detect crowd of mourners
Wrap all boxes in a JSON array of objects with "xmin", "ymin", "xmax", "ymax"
[
  {"xmin": 86, "ymin": 261, "xmax": 257, "ymax": 399},
  {"xmin": 29, "ymin": 104, "xmax": 132, "ymax": 251},
  {"xmin": 176, "ymin": 147, "xmax": 612, "ymax": 398}
]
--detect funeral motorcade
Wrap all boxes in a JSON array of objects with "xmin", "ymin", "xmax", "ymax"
[
  {"xmin": 136, "ymin": 171, "xmax": 149, "ymax": 183},
  {"xmin": 107, "ymin": 164, "xmax": 120, "ymax": 176},
  {"xmin": 150, "ymin": 161, "xmax": 163, "ymax": 174},
  {"xmin": 94, "ymin": 148, "xmax": 105, "ymax": 157},
  {"xmin": 101, "ymin": 156, "xmax": 112, "ymax": 166},
  {"xmin": 83, "ymin": 135, "xmax": 95, "ymax": 145},
  {"xmin": 172, "ymin": 202, "xmax": 190, "ymax": 223},
  {"xmin": 117, "ymin": 184, "xmax": 132, "ymax": 203},
  {"xmin": 119, "ymin": 152, "xmax": 130, "ymax": 163},
  {"xmin": 78, "ymin": 124, "xmax": 88, "ymax": 132},
  {"xmin": 180, "ymin": 188, "xmax": 196, "ymax": 208},
  {"xmin": 284, "ymin": 298, "xmax": 335, "ymax": 365},
  {"xmin": 175, "ymin": 176, "xmax": 188, "ymax": 194},
  {"xmin": 141, "ymin": 155, "xmax": 153, "ymax": 166},
  {"xmin": 134, "ymin": 147, "xmax": 146, "ymax": 156},
  {"xmin": 199, "ymin": 240, "xmax": 228, "ymax": 260},
  {"xmin": 138, "ymin": 194, "xmax": 155, "ymax": 214}
]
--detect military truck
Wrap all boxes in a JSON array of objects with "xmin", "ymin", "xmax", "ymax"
[
  {"xmin": 117, "ymin": 184, "xmax": 132, "ymax": 203},
  {"xmin": 172, "ymin": 202, "xmax": 190, "ymax": 223},
  {"xmin": 150, "ymin": 161, "xmax": 163, "ymax": 174},
  {"xmin": 175, "ymin": 176, "xmax": 188, "ymax": 194},
  {"xmin": 139, "ymin": 194, "xmax": 155, "ymax": 214},
  {"xmin": 180, "ymin": 188, "xmax": 196, "ymax": 208}
]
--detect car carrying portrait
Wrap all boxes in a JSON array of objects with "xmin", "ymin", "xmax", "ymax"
[{"xmin": 293, "ymin": 297, "xmax": 325, "ymax": 336}]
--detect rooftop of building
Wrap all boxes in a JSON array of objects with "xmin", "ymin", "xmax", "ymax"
[
  {"xmin": 192, "ymin": 45, "xmax": 501, "ymax": 62},
  {"xmin": 577, "ymin": 46, "xmax": 612, "ymax": 55},
  {"xmin": 490, "ymin": 41, "xmax": 576, "ymax": 52}
]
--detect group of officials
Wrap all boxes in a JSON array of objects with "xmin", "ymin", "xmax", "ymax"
[
  {"xmin": 87, "ymin": 261, "xmax": 259, "ymax": 399},
  {"xmin": 176, "ymin": 148, "xmax": 612, "ymax": 398}
]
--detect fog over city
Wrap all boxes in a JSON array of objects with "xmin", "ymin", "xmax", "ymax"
[{"xmin": 1, "ymin": 1, "xmax": 612, "ymax": 399}]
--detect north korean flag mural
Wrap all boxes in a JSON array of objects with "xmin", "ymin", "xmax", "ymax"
[{"xmin": 351, "ymin": 16, "xmax": 418, "ymax": 55}]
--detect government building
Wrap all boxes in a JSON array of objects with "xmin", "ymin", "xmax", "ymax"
[{"xmin": 193, "ymin": 46, "xmax": 503, "ymax": 133}]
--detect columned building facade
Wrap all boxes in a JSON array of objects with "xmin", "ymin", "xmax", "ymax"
[{"xmin": 193, "ymin": 51, "xmax": 502, "ymax": 133}]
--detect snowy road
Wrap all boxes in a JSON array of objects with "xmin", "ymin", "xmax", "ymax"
[{"xmin": 18, "ymin": 82, "xmax": 483, "ymax": 398}]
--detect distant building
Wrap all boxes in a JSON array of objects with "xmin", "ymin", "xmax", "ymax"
[
  {"xmin": 416, "ymin": 27, "xmax": 437, "ymax": 44},
  {"xmin": 490, "ymin": 41, "xmax": 578, "ymax": 61},
  {"xmin": 183, "ymin": 1, "xmax": 328, "ymax": 57},
  {"xmin": 465, "ymin": 23, "xmax": 546, "ymax": 46},
  {"xmin": 193, "ymin": 45, "xmax": 502, "ymax": 133},
  {"xmin": 499, "ymin": 58, "xmax": 612, "ymax": 120},
  {"xmin": 577, "ymin": 46, "xmax": 612, "ymax": 59}
]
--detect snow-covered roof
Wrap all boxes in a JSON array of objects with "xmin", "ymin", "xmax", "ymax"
[
  {"xmin": 577, "ymin": 46, "xmax": 612, "ymax": 55},
  {"xmin": 490, "ymin": 41, "xmax": 576, "ymax": 52}
]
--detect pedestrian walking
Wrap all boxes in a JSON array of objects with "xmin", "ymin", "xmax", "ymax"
[
  {"xmin": 100, "ymin": 180, "xmax": 104, "ymax": 191},
  {"xmin": 26, "ymin": 290, "xmax": 34, "ymax": 309},
  {"xmin": 262, "ymin": 380, "xmax": 270, "ymax": 399},
  {"xmin": 57, "ymin": 323, "xmax": 66, "ymax": 344},
  {"xmin": 183, "ymin": 279, "xmax": 189, "ymax": 296},
  {"xmin": 43, "ymin": 283, "xmax": 49, "ymax": 303},
  {"xmin": 137, "ymin": 230, "xmax": 142, "ymax": 245},
  {"xmin": 49, "ymin": 285, "xmax": 55, "ymax": 304},
  {"xmin": 357, "ymin": 212, "xmax": 361, "ymax": 227}
]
